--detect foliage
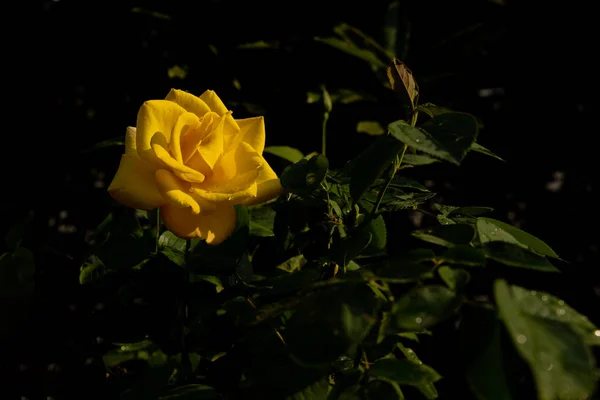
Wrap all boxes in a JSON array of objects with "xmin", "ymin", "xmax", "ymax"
[{"xmin": 5, "ymin": 5, "xmax": 599, "ymax": 400}]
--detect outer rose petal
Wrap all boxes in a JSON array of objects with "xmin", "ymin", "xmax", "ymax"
[
  {"xmin": 161, "ymin": 204, "xmax": 237, "ymax": 245},
  {"xmin": 108, "ymin": 155, "xmax": 165, "ymax": 210},
  {"xmin": 165, "ymin": 89, "xmax": 211, "ymax": 118},
  {"xmin": 199, "ymin": 90, "xmax": 228, "ymax": 115},
  {"xmin": 237, "ymin": 116, "xmax": 265, "ymax": 155},
  {"xmin": 242, "ymin": 160, "xmax": 283, "ymax": 206},
  {"xmin": 137, "ymin": 100, "xmax": 187, "ymax": 166},
  {"xmin": 155, "ymin": 169, "xmax": 200, "ymax": 215}
]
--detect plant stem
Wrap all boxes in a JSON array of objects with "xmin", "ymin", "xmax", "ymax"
[
  {"xmin": 155, "ymin": 208, "xmax": 160, "ymax": 253},
  {"xmin": 181, "ymin": 239, "xmax": 192, "ymax": 376},
  {"xmin": 370, "ymin": 111, "xmax": 418, "ymax": 217},
  {"xmin": 322, "ymin": 112, "xmax": 329, "ymax": 156}
]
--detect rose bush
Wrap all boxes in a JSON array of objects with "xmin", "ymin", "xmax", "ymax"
[{"xmin": 107, "ymin": 89, "xmax": 283, "ymax": 244}]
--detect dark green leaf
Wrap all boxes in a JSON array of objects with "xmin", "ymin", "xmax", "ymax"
[
  {"xmin": 277, "ymin": 255, "xmax": 308, "ymax": 273},
  {"xmin": 476, "ymin": 218, "xmax": 559, "ymax": 258},
  {"xmin": 363, "ymin": 216, "xmax": 387, "ymax": 254},
  {"xmin": 337, "ymin": 385, "xmax": 362, "ymax": 400},
  {"xmin": 494, "ymin": 281, "xmax": 597, "ymax": 400},
  {"xmin": 438, "ymin": 246, "xmax": 486, "ymax": 267},
  {"xmin": 158, "ymin": 384, "xmax": 218, "ymax": 400},
  {"xmin": 389, "ymin": 177, "xmax": 430, "ymax": 192},
  {"xmin": 402, "ymin": 154, "xmax": 440, "ymax": 166},
  {"xmin": 281, "ymin": 154, "xmax": 329, "ymax": 195},
  {"xmin": 369, "ymin": 359, "xmax": 441, "ymax": 399},
  {"xmin": 437, "ymin": 266, "xmax": 470, "ymax": 291},
  {"xmin": 264, "ymin": 146, "xmax": 305, "ymax": 163},
  {"xmin": 357, "ymin": 121, "xmax": 386, "ymax": 136},
  {"xmin": 365, "ymin": 379, "xmax": 405, "ymax": 399},
  {"xmin": 460, "ymin": 307, "xmax": 513, "ymax": 400},
  {"xmin": 416, "ymin": 103, "xmax": 453, "ymax": 118},
  {"xmin": 285, "ymin": 379, "xmax": 330, "ymax": 400},
  {"xmin": 79, "ymin": 256, "xmax": 108, "ymax": 284},
  {"xmin": 483, "ymin": 242, "xmax": 558, "ymax": 272},
  {"xmin": 391, "ymin": 285, "xmax": 462, "ymax": 331},
  {"xmin": 380, "ymin": 192, "xmax": 437, "ymax": 213},
  {"xmin": 158, "ymin": 231, "xmax": 188, "ymax": 253},
  {"xmin": 350, "ymin": 135, "xmax": 403, "ymax": 203},
  {"xmin": 160, "ymin": 249, "xmax": 185, "ymax": 267},
  {"xmin": 508, "ymin": 286, "xmax": 600, "ymax": 347},
  {"xmin": 389, "ymin": 113, "xmax": 478, "ymax": 165},
  {"xmin": 412, "ymin": 224, "xmax": 475, "ymax": 248},
  {"xmin": 470, "ymin": 142, "xmax": 504, "ymax": 161},
  {"xmin": 287, "ymin": 283, "xmax": 380, "ymax": 365},
  {"xmin": 376, "ymin": 261, "xmax": 433, "ymax": 282},
  {"xmin": 249, "ymin": 205, "xmax": 276, "ymax": 237}
]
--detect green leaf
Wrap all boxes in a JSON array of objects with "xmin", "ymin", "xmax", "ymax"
[
  {"xmin": 249, "ymin": 205, "xmax": 276, "ymax": 237},
  {"xmin": 470, "ymin": 142, "xmax": 504, "ymax": 161},
  {"xmin": 402, "ymin": 154, "xmax": 440, "ymax": 166},
  {"xmin": 380, "ymin": 192, "xmax": 437, "ymax": 212},
  {"xmin": 276, "ymin": 254, "xmax": 308, "ymax": 273},
  {"xmin": 437, "ymin": 266, "xmax": 470, "ymax": 291},
  {"xmin": 315, "ymin": 23, "xmax": 390, "ymax": 71},
  {"xmin": 494, "ymin": 281, "xmax": 597, "ymax": 400},
  {"xmin": 412, "ymin": 224, "xmax": 475, "ymax": 248},
  {"xmin": 369, "ymin": 359, "xmax": 441, "ymax": 399},
  {"xmin": 5, "ymin": 211, "xmax": 34, "ymax": 249},
  {"xmin": 79, "ymin": 256, "xmax": 108, "ymax": 284},
  {"xmin": 389, "ymin": 177, "xmax": 430, "ymax": 192},
  {"xmin": 506, "ymin": 286, "xmax": 600, "ymax": 347},
  {"xmin": 476, "ymin": 218, "xmax": 559, "ymax": 258},
  {"xmin": 160, "ymin": 249, "xmax": 185, "ymax": 267},
  {"xmin": 281, "ymin": 154, "xmax": 329, "ymax": 195},
  {"xmin": 103, "ymin": 340, "xmax": 167, "ymax": 367},
  {"xmin": 287, "ymin": 283, "xmax": 380, "ymax": 365},
  {"xmin": 483, "ymin": 242, "xmax": 558, "ymax": 272},
  {"xmin": 357, "ymin": 121, "xmax": 386, "ymax": 136},
  {"xmin": 285, "ymin": 379, "xmax": 330, "ymax": 400},
  {"xmin": 189, "ymin": 274, "xmax": 224, "ymax": 293},
  {"xmin": 363, "ymin": 216, "xmax": 387, "ymax": 254},
  {"xmin": 415, "ymin": 103, "xmax": 453, "ymax": 118},
  {"xmin": 350, "ymin": 135, "xmax": 403, "ymax": 203},
  {"xmin": 264, "ymin": 146, "xmax": 305, "ymax": 163},
  {"xmin": 365, "ymin": 379, "xmax": 405, "ymax": 399},
  {"xmin": 337, "ymin": 385, "xmax": 362, "ymax": 400},
  {"xmin": 391, "ymin": 285, "xmax": 462, "ymax": 331},
  {"xmin": 460, "ymin": 307, "xmax": 513, "ymax": 400},
  {"xmin": 158, "ymin": 231, "xmax": 188, "ymax": 252},
  {"xmin": 389, "ymin": 113, "xmax": 478, "ymax": 165},
  {"xmin": 376, "ymin": 260, "xmax": 433, "ymax": 282},
  {"xmin": 158, "ymin": 385, "xmax": 218, "ymax": 400},
  {"xmin": 438, "ymin": 246, "xmax": 486, "ymax": 267}
]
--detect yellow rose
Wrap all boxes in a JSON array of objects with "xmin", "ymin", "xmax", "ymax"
[{"xmin": 107, "ymin": 89, "xmax": 283, "ymax": 245}]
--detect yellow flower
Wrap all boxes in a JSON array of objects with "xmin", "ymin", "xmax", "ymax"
[{"xmin": 107, "ymin": 89, "xmax": 283, "ymax": 245}]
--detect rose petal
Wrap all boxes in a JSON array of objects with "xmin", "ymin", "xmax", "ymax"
[
  {"xmin": 155, "ymin": 169, "xmax": 200, "ymax": 215},
  {"xmin": 136, "ymin": 100, "xmax": 187, "ymax": 166},
  {"xmin": 197, "ymin": 112, "xmax": 226, "ymax": 170},
  {"xmin": 161, "ymin": 203, "xmax": 237, "ymax": 244},
  {"xmin": 108, "ymin": 155, "xmax": 165, "ymax": 210},
  {"xmin": 199, "ymin": 90, "xmax": 228, "ymax": 115},
  {"xmin": 165, "ymin": 89, "xmax": 211, "ymax": 118},
  {"xmin": 181, "ymin": 112, "xmax": 220, "ymax": 164},
  {"xmin": 242, "ymin": 160, "xmax": 283, "ymax": 205},
  {"xmin": 169, "ymin": 112, "xmax": 200, "ymax": 164},
  {"xmin": 192, "ymin": 182, "xmax": 258, "ymax": 204},
  {"xmin": 204, "ymin": 142, "xmax": 262, "ymax": 190},
  {"xmin": 151, "ymin": 134, "xmax": 206, "ymax": 183},
  {"xmin": 237, "ymin": 116, "xmax": 265, "ymax": 155}
]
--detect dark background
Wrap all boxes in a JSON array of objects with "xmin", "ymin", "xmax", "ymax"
[{"xmin": 2, "ymin": 0, "xmax": 598, "ymax": 398}]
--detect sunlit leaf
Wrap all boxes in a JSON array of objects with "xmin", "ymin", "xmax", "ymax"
[
  {"xmin": 494, "ymin": 281, "xmax": 597, "ymax": 400},
  {"xmin": 264, "ymin": 146, "xmax": 305, "ymax": 163}
]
